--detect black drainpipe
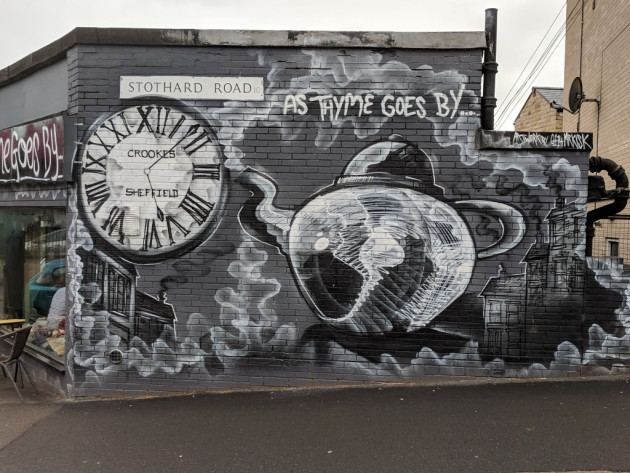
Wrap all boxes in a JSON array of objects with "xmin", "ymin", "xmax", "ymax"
[
  {"xmin": 481, "ymin": 8, "xmax": 498, "ymax": 130},
  {"xmin": 586, "ymin": 156, "xmax": 629, "ymax": 256}
]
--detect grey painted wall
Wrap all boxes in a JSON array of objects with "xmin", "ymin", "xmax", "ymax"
[
  {"xmin": 62, "ymin": 43, "xmax": 626, "ymax": 399},
  {"xmin": 0, "ymin": 60, "xmax": 68, "ymax": 130}
]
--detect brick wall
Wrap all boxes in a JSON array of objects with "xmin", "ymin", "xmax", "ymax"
[
  {"xmin": 63, "ymin": 42, "xmax": 628, "ymax": 399},
  {"xmin": 587, "ymin": 203, "xmax": 630, "ymax": 260},
  {"xmin": 514, "ymin": 91, "xmax": 563, "ymax": 132},
  {"xmin": 564, "ymin": 1, "xmax": 630, "ymax": 258}
]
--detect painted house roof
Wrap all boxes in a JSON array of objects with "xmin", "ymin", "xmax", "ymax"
[
  {"xmin": 135, "ymin": 291, "xmax": 176, "ymax": 322},
  {"xmin": 479, "ymin": 274, "xmax": 527, "ymax": 297},
  {"xmin": 524, "ymin": 242, "xmax": 550, "ymax": 261}
]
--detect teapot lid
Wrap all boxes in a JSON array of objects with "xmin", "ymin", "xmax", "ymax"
[{"xmin": 336, "ymin": 135, "xmax": 443, "ymax": 196}]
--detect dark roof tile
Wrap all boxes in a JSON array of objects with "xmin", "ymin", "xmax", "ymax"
[{"xmin": 535, "ymin": 87, "xmax": 564, "ymax": 107}]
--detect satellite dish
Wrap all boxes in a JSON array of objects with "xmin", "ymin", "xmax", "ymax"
[{"xmin": 568, "ymin": 77, "xmax": 584, "ymax": 113}]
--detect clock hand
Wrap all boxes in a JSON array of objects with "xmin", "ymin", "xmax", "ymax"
[
  {"xmin": 145, "ymin": 172, "xmax": 165, "ymax": 221},
  {"xmin": 143, "ymin": 130, "xmax": 172, "ymax": 222},
  {"xmin": 147, "ymin": 133, "xmax": 188, "ymax": 172}
]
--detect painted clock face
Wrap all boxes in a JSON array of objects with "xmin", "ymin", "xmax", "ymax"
[{"xmin": 78, "ymin": 102, "xmax": 226, "ymax": 262}]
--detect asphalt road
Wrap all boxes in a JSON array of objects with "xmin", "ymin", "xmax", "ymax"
[{"xmin": 1, "ymin": 379, "xmax": 630, "ymax": 473}]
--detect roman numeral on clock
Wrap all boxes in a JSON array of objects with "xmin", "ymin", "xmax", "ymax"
[
  {"xmin": 168, "ymin": 115, "xmax": 186, "ymax": 139},
  {"xmin": 166, "ymin": 215, "xmax": 190, "ymax": 245},
  {"xmin": 179, "ymin": 190, "xmax": 215, "ymax": 225},
  {"xmin": 102, "ymin": 206, "xmax": 126, "ymax": 244},
  {"xmin": 183, "ymin": 127, "xmax": 214, "ymax": 156},
  {"xmin": 141, "ymin": 219, "xmax": 163, "ymax": 251},
  {"xmin": 84, "ymin": 179, "xmax": 111, "ymax": 215},
  {"xmin": 100, "ymin": 112, "xmax": 132, "ymax": 143},
  {"xmin": 87, "ymin": 132, "xmax": 114, "ymax": 155},
  {"xmin": 83, "ymin": 152, "xmax": 107, "ymax": 173},
  {"xmin": 155, "ymin": 107, "xmax": 171, "ymax": 136},
  {"xmin": 192, "ymin": 164, "xmax": 220, "ymax": 180},
  {"xmin": 169, "ymin": 124, "xmax": 215, "ymax": 156},
  {"xmin": 136, "ymin": 106, "xmax": 172, "ymax": 136}
]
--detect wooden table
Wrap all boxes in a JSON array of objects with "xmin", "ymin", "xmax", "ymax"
[{"xmin": 0, "ymin": 319, "xmax": 26, "ymax": 331}]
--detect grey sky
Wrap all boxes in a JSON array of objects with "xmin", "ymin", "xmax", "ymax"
[{"xmin": 0, "ymin": 0, "xmax": 566, "ymax": 130}]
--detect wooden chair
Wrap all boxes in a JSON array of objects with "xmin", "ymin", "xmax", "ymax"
[{"xmin": 0, "ymin": 326, "xmax": 39, "ymax": 401}]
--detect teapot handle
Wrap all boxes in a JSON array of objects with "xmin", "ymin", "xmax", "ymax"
[{"xmin": 452, "ymin": 200, "xmax": 525, "ymax": 259}]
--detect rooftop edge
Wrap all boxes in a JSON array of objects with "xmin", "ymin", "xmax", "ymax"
[{"xmin": 0, "ymin": 27, "xmax": 487, "ymax": 87}]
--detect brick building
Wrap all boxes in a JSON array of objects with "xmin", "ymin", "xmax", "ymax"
[
  {"xmin": 514, "ymin": 87, "xmax": 564, "ymax": 132},
  {"xmin": 0, "ymin": 17, "xmax": 627, "ymax": 400},
  {"xmin": 563, "ymin": 0, "xmax": 630, "ymax": 259}
]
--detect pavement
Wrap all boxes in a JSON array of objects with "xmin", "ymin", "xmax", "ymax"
[{"xmin": 1, "ymin": 376, "xmax": 630, "ymax": 473}]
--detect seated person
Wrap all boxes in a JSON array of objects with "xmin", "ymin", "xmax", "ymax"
[
  {"xmin": 47, "ymin": 286, "xmax": 66, "ymax": 328},
  {"xmin": 29, "ymin": 273, "xmax": 66, "ymax": 355},
  {"xmin": 29, "ymin": 263, "xmax": 66, "ymax": 323}
]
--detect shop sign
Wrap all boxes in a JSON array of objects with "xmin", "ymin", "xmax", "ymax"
[
  {"xmin": 120, "ymin": 76, "xmax": 265, "ymax": 100},
  {"xmin": 0, "ymin": 115, "xmax": 64, "ymax": 183}
]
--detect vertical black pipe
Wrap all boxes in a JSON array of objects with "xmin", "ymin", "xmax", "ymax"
[
  {"xmin": 482, "ymin": 8, "xmax": 498, "ymax": 130},
  {"xmin": 586, "ymin": 156, "xmax": 629, "ymax": 256}
]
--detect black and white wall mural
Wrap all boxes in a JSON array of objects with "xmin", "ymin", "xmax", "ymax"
[{"xmin": 66, "ymin": 45, "xmax": 629, "ymax": 395}]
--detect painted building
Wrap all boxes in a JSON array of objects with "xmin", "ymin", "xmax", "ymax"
[
  {"xmin": 479, "ymin": 197, "xmax": 585, "ymax": 360},
  {"xmin": 514, "ymin": 87, "xmax": 564, "ymax": 132},
  {"xmin": 563, "ymin": 0, "xmax": 630, "ymax": 259},
  {"xmin": 0, "ymin": 18, "xmax": 627, "ymax": 400}
]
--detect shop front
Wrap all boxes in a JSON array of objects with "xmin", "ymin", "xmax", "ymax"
[{"xmin": 0, "ymin": 114, "xmax": 71, "ymax": 394}]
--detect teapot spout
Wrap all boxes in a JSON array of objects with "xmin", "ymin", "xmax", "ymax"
[{"xmin": 237, "ymin": 167, "xmax": 294, "ymax": 253}]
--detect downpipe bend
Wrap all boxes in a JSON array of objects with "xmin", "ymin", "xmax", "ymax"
[{"xmin": 586, "ymin": 156, "xmax": 629, "ymax": 256}]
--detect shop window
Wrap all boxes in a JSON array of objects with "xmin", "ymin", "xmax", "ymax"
[{"xmin": 0, "ymin": 208, "xmax": 66, "ymax": 359}]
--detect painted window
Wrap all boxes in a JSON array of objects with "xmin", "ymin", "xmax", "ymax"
[
  {"xmin": 487, "ymin": 300, "xmax": 504, "ymax": 325},
  {"xmin": 553, "ymin": 221, "xmax": 563, "ymax": 245},
  {"xmin": 0, "ymin": 207, "xmax": 66, "ymax": 359},
  {"xmin": 554, "ymin": 260, "xmax": 568, "ymax": 288},
  {"xmin": 573, "ymin": 217, "xmax": 581, "ymax": 244},
  {"xmin": 84, "ymin": 255, "xmax": 105, "ymax": 290},
  {"xmin": 506, "ymin": 303, "xmax": 521, "ymax": 324},
  {"xmin": 607, "ymin": 238, "xmax": 619, "ymax": 257},
  {"xmin": 107, "ymin": 268, "xmax": 131, "ymax": 316}
]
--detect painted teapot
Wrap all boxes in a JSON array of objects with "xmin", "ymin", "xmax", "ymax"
[{"xmin": 238, "ymin": 135, "xmax": 525, "ymax": 336}]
